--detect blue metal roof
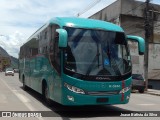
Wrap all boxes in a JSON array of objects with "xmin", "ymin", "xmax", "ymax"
[{"xmin": 49, "ymin": 17, "xmax": 124, "ymax": 32}]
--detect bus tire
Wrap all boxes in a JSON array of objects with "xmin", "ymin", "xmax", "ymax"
[
  {"xmin": 22, "ymin": 76, "xmax": 27, "ymax": 91},
  {"xmin": 43, "ymin": 82, "xmax": 52, "ymax": 106}
]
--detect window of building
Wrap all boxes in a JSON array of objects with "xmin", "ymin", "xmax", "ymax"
[{"xmin": 45, "ymin": 31, "xmax": 47, "ymax": 39}]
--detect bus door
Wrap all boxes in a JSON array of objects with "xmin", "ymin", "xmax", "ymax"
[{"xmin": 48, "ymin": 25, "xmax": 61, "ymax": 101}]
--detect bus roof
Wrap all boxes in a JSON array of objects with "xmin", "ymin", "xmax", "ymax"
[
  {"xmin": 26, "ymin": 17, "xmax": 124, "ymax": 43},
  {"xmin": 49, "ymin": 17, "xmax": 124, "ymax": 32}
]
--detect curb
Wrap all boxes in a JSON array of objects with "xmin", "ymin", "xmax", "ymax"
[{"xmin": 146, "ymin": 92, "xmax": 160, "ymax": 96}]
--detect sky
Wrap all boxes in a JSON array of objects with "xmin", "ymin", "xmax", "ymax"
[{"xmin": 0, "ymin": 0, "xmax": 160, "ymax": 58}]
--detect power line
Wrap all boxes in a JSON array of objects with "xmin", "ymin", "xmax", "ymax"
[
  {"xmin": 77, "ymin": 0, "xmax": 101, "ymax": 17},
  {"xmin": 123, "ymin": 3, "xmax": 145, "ymax": 15},
  {"xmin": 104, "ymin": 3, "xmax": 145, "ymax": 19},
  {"xmin": 95, "ymin": 1, "xmax": 146, "ymax": 24}
]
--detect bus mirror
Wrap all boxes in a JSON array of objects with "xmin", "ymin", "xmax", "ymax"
[
  {"xmin": 127, "ymin": 35, "xmax": 145, "ymax": 55},
  {"xmin": 56, "ymin": 29, "xmax": 68, "ymax": 48}
]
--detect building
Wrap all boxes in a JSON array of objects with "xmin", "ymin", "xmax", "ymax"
[
  {"xmin": 0, "ymin": 46, "xmax": 12, "ymax": 71},
  {"xmin": 89, "ymin": 0, "xmax": 160, "ymax": 89},
  {"xmin": 0, "ymin": 56, "xmax": 11, "ymax": 71}
]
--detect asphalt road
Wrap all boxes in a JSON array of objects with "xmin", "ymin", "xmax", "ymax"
[{"xmin": 0, "ymin": 72, "xmax": 160, "ymax": 120}]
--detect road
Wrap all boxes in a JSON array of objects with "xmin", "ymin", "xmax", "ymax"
[{"xmin": 0, "ymin": 72, "xmax": 160, "ymax": 120}]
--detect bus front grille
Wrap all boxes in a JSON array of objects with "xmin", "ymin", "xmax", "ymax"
[{"xmin": 87, "ymin": 91, "xmax": 119, "ymax": 96}]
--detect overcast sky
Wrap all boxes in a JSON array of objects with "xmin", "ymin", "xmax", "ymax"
[{"xmin": 0, "ymin": 0, "xmax": 160, "ymax": 58}]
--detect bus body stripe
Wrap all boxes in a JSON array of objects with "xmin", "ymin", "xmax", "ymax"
[{"xmin": 121, "ymin": 80, "xmax": 125, "ymax": 101}]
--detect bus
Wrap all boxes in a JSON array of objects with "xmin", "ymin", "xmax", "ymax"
[{"xmin": 19, "ymin": 17, "xmax": 145, "ymax": 106}]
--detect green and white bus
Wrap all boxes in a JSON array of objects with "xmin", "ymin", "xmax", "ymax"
[{"xmin": 19, "ymin": 17, "xmax": 145, "ymax": 106}]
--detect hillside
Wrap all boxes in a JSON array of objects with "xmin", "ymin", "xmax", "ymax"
[
  {"xmin": 0, "ymin": 46, "xmax": 18, "ymax": 69},
  {"xmin": 10, "ymin": 56, "xmax": 18, "ymax": 68},
  {"xmin": 0, "ymin": 46, "xmax": 10, "ymax": 57}
]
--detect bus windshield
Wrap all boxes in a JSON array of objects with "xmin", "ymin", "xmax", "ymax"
[{"xmin": 64, "ymin": 27, "xmax": 131, "ymax": 78}]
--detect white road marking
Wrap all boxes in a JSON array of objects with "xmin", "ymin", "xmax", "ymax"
[
  {"xmin": 12, "ymin": 90, "xmax": 30, "ymax": 103},
  {"xmin": 137, "ymin": 103, "xmax": 156, "ymax": 106},
  {"xmin": 0, "ymin": 78, "xmax": 44, "ymax": 120},
  {"xmin": 0, "ymin": 94, "xmax": 7, "ymax": 103}
]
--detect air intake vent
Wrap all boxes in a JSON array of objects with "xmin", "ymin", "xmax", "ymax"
[{"xmin": 87, "ymin": 91, "xmax": 119, "ymax": 96}]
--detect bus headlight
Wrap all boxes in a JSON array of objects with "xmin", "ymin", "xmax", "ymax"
[
  {"xmin": 119, "ymin": 87, "xmax": 130, "ymax": 94},
  {"xmin": 64, "ymin": 83, "xmax": 85, "ymax": 94}
]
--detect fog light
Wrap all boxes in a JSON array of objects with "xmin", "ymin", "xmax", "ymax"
[{"xmin": 67, "ymin": 95, "xmax": 74, "ymax": 102}]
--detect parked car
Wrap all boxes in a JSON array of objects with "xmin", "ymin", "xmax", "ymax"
[
  {"xmin": 132, "ymin": 74, "xmax": 145, "ymax": 93},
  {"xmin": 14, "ymin": 69, "xmax": 19, "ymax": 73},
  {"xmin": 5, "ymin": 68, "xmax": 14, "ymax": 76}
]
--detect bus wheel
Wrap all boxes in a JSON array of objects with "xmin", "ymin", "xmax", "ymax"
[
  {"xmin": 22, "ymin": 76, "xmax": 27, "ymax": 91},
  {"xmin": 44, "ymin": 84, "xmax": 52, "ymax": 106}
]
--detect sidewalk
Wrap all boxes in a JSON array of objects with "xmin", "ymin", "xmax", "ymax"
[{"xmin": 147, "ymin": 89, "xmax": 160, "ymax": 96}]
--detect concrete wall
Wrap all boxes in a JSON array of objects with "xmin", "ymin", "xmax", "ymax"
[
  {"xmin": 128, "ymin": 41, "xmax": 160, "ymax": 80},
  {"xmin": 148, "ymin": 80, "xmax": 160, "ymax": 90},
  {"xmin": 121, "ymin": 15, "xmax": 145, "ymax": 36},
  {"xmin": 128, "ymin": 41, "xmax": 144, "ymax": 75},
  {"xmin": 121, "ymin": 0, "xmax": 145, "ymax": 17},
  {"xmin": 148, "ymin": 44, "xmax": 160, "ymax": 79},
  {"xmin": 89, "ymin": 0, "xmax": 121, "ymax": 21}
]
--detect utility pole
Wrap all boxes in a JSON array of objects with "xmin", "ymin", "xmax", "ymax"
[{"xmin": 144, "ymin": 0, "xmax": 151, "ymax": 91}]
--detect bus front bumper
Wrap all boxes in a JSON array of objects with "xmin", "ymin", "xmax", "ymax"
[{"xmin": 62, "ymin": 88, "xmax": 131, "ymax": 106}]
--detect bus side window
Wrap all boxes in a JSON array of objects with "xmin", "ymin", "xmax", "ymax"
[
  {"xmin": 49, "ymin": 25, "xmax": 61, "ymax": 74},
  {"xmin": 54, "ymin": 32, "xmax": 60, "ymax": 73}
]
